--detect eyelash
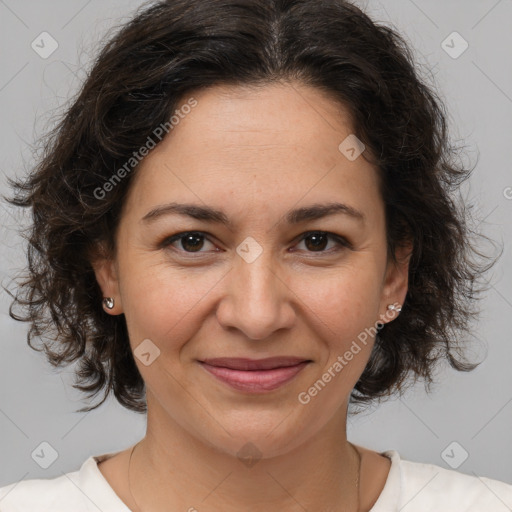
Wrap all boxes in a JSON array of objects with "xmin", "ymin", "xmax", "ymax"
[{"xmin": 160, "ymin": 230, "xmax": 352, "ymax": 257}]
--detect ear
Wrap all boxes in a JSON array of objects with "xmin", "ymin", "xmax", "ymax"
[
  {"xmin": 379, "ymin": 239, "xmax": 413, "ymax": 324},
  {"xmin": 89, "ymin": 245, "xmax": 123, "ymax": 315}
]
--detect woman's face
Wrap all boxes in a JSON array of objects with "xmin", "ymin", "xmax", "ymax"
[{"xmin": 93, "ymin": 81, "xmax": 410, "ymax": 458}]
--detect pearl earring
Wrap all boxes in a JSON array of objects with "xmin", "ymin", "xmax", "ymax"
[
  {"xmin": 387, "ymin": 303, "xmax": 402, "ymax": 312},
  {"xmin": 103, "ymin": 297, "xmax": 115, "ymax": 310}
]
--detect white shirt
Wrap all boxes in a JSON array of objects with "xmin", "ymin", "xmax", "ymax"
[{"xmin": 1, "ymin": 449, "xmax": 511, "ymax": 511}]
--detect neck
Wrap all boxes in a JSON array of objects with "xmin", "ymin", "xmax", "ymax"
[{"xmin": 127, "ymin": 394, "xmax": 361, "ymax": 512}]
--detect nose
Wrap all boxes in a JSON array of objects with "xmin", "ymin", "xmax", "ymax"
[{"xmin": 215, "ymin": 248, "xmax": 296, "ymax": 341}]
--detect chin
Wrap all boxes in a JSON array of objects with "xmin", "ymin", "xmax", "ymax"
[{"xmin": 196, "ymin": 410, "xmax": 316, "ymax": 461}]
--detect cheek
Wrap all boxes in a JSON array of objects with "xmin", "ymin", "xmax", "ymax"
[
  {"xmin": 118, "ymin": 257, "xmax": 220, "ymax": 355},
  {"xmin": 290, "ymin": 263, "xmax": 382, "ymax": 393},
  {"xmin": 292, "ymin": 263, "xmax": 382, "ymax": 339}
]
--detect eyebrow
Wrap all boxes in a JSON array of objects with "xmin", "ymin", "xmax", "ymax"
[{"xmin": 141, "ymin": 201, "xmax": 365, "ymax": 227}]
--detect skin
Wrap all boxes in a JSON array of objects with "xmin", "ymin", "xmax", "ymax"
[{"xmin": 92, "ymin": 80, "xmax": 412, "ymax": 511}]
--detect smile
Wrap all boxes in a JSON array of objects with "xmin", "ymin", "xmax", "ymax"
[{"xmin": 198, "ymin": 357, "xmax": 312, "ymax": 393}]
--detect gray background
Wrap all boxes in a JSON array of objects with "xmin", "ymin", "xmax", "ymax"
[{"xmin": 0, "ymin": 0, "xmax": 511, "ymax": 491}]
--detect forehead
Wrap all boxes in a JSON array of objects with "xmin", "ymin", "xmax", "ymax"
[
  {"xmin": 125, "ymin": 82, "xmax": 382, "ymax": 222},
  {"xmin": 164, "ymin": 82, "xmax": 356, "ymax": 160}
]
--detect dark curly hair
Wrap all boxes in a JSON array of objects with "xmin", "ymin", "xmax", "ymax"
[{"xmin": 4, "ymin": 0, "xmax": 499, "ymax": 414}]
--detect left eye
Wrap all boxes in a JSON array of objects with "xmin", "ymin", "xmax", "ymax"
[
  {"xmin": 293, "ymin": 231, "xmax": 349, "ymax": 253},
  {"xmin": 161, "ymin": 231, "xmax": 350, "ymax": 255}
]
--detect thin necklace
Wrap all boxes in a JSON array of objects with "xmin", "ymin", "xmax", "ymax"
[
  {"xmin": 351, "ymin": 440, "xmax": 362, "ymax": 512},
  {"xmin": 127, "ymin": 440, "xmax": 361, "ymax": 512},
  {"xmin": 127, "ymin": 441, "xmax": 142, "ymax": 512}
]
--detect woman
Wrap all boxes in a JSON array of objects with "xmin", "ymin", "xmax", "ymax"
[{"xmin": 1, "ymin": 0, "xmax": 510, "ymax": 510}]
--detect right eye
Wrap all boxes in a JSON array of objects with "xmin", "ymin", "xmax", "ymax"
[{"xmin": 160, "ymin": 231, "xmax": 219, "ymax": 255}]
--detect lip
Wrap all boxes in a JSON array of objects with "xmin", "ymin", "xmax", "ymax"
[{"xmin": 198, "ymin": 357, "xmax": 311, "ymax": 393}]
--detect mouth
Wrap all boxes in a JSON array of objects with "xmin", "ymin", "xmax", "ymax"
[{"xmin": 197, "ymin": 357, "xmax": 312, "ymax": 393}]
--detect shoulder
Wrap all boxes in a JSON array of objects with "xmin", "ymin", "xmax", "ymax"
[
  {"xmin": 0, "ymin": 452, "xmax": 129, "ymax": 512},
  {"xmin": 375, "ymin": 449, "xmax": 512, "ymax": 511},
  {"xmin": 0, "ymin": 468, "xmax": 86, "ymax": 511}
]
